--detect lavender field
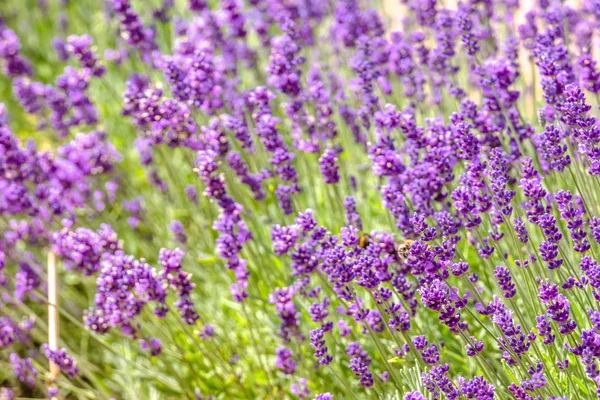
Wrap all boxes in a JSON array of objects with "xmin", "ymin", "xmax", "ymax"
[{"xmin": 1, "ymin": 0, "xmax": 600, "ymax": 399}]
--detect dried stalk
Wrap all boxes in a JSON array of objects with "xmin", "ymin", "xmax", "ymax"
[{"xmin": 47, "ymin": 251, "xmax": 60, "ymax": 380}]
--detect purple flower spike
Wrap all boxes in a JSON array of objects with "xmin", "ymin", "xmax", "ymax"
[
  {"xmin": 170, "ymin": 220, "xmax": 187, "ymax": 244},
  {"xmin": 319, "ymin": 147, "xmax": 342, "ymax": 184},
  {"xmin": 309, "ymin": 327, "xmax": 332, "ymax": 366},
  {"xmin": 275, "ymin": 347, "xmax": 297, "ymax": 375},
  {"xmin": 10, "ymin": 353, "xmax": 38, "ymax": 387},
  {"xmin": 43, "ymin": 345, "xmax": 79, "ymax": 379},
  {"xmin": 347, "ymin": 341, "xmax": 373, "ymax": 387},
  {"xmin": 494, "ymin": 266, "xmax": 516, "ymax": 298}
]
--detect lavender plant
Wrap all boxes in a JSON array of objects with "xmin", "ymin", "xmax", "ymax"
[{"xmin": 2, "ymin": 0, "xmax": 600, "ymax": 399}]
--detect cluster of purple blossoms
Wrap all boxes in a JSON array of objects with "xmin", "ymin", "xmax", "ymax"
[
  {"xmin": 158, "ymin": 247, "xmax": 199, "ymax": 325},
  {"xmin": 347, "ymin": 341, "xmax": 373, "ymax": 387},
  {"xmin": 559, "ymin": 84, "xmax": 600, "ymax": 176},
  {"xmin": 275, "ymin": 346, "xmax": 297, "ymax": 375},
  {"xmin": 487, "ymin": 297, "xmax": 531, "ymax": 366},
  {"xmin": 184, "ymin": 185, "xmax": 198, "ymax": 205},
  {"xmin": 413, "ymin": 336, "xmax": 440, "ymax": 364},
  {"xmin": 123, "ymin": 74, "xmax": 199, "ymax": 148},
  {"xmin": 536, "ymin": 314, "xmax": 555, "ymax": 346},
  {"xmin": 458, "ymin": 376, "xmax": 495, "ymax": 400},
  {"xmin": 405, "ymin": 392, "xmax": 426, "ymax": 400},
  {"xmin": 269, "ymin": 206, "xmax": 429, "ymax": 389},
  {"xmin": 0, "ymin": 91, "xmax": 121, "ymax": 349},
  {"xmin": 0, "ymin": 20, "xmax": 32, "ymax": 77},
  {"xmin": 51, "ymin": 224, "xmax": 121, "ymax": 275},
  {"xmin": 343, "ymin": 196, "xmax": 362, "ymax": 231},
  {"xmin": 465, "ymin": 337, "xmax": 484, "ymax": 358},
  {"xmin": 351, "ymin": 35, "xmax": 386, "ymax": 112},
  {"xmin": 421, "ymin": 364, "xmax": 460, "ymax": 399},
  {"xmin": 226, "ymin": 151, "xmax": 268, "ymax": 200},
  {"xmin": 419, "ymin": 279, "xmax": 466, "ymax": 331},
  {"xmin": 0, "ymin": 250, "xmax": 6, "ymax": 286},
  {"xmin": 158, "ymin": 49, "xmax": 226, "ymax": 114},
  {"xmin": 197, "ymin": 324, "xmax": 214, "ymax": 341},
  {"xmin": 170, "ymin": 220, "xmax": 187, "ymax": 244},
  {"xmin": 267, "ymin": 18, "xmax": 304, "ymax": 98},
  {"xmin": 307, "ymin": 68, "xmax": 338, "ymax": 141},
  {"xmin": 139, "ymin": 337, "xmax": 162, "ymax": 356},
  {"xmin": 330, "ymin": 0, "xmax": 383, "ymax": 49},
  {"xmin": 61, "ymin": 34, "xmax": 105, "ymax": 76},
  {"xmin": 13, "ymin": 73, "xmax": 94, "ymax": 138},
  {"xmin": 536, "ymin": 124, "xmax": 571, "ymax": 172},
  {"xmin": 14, "ymin": 259, "xmax": 42, "ymax": 301},
  {"xmin": 60, "ymin": 131, "xmax": 121, "ymax": 175},
  {"xmin": 319, "ymin": 147, "xmax": 342, "ymax": 185},
  {"xmin": 13, "ymin": 30, "xmax": 105, "ymax": 137},
  {"xmin": 0, "ymin": 316, "xmax": 33, "ymax": 349},
  {"xmin": 290, "ymin": 377, "xmax": 311, "ymax": 399},
  {"xmin": 123, "ymin": 196, "xmax": 145, "ymax": 229},
  {"xmin": 309, "ymin": 327, "xmax": 332, "ymax": 366},
  {"xmin": 487, "ymin": 148, "xmax": 516, "ymax": 222},
  {"xmin": 196, "ymin": 149, "xmax": 252, "ymax": 302},
  {"xmin": 528, "ymin": 8, "xmax": 574, "ymax": 107},
  {"xmin": 539, "ymin": 282, "xmax": 577, "ymax": 335},
  {"xmin": 42, "ymin": 345, "xmax": 79, "ymax": 379},
  {"xmin": 457, "ymin": 4, "xmax": 479, "ymax": 56},
  {"xmin": 267, "ymin": 17, "xmax": 325, "ymax": 154},
  {"xmin": 581, "ymin": 257, "xmax": 600, "ymax": 301},
  {"xmin": 9, "ymin": 353, "xmax": 38, "ymax": 387},
  {"xmin": 85, "ymin": 250, "xmax": 167, "ymax": 336},
  {"xmin": 248, "ymin": 86, "xmax": 300, "ymax": 214},
  {"xmin": 270, "ymin": 286, "xmax": 303, "ymax": 342},
  {"xmin": 109, "ymin": 0, "xmax": 157, "ymax": 63},
  {"xmin": 555, "ymin": 190, "xmax": 589, "ymax": 253},
  {"xmin": 494, "ymin": 266, "xmax": 516, "ymax": 298},
  {"xmin": 221, "ymin": 113, "xmax": 255, "ymax": 152},
  {"xmin": 388, "ymin": 32, "xmax": 425, "ymax": 101}
]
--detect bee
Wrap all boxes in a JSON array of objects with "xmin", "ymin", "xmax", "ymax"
[
  {"xmin": 358, "ymin": 234, "xmax": 371, "ymax": 249},
  {"xmin": 396, "ymin": 240, "xmax": 416, "ymax": 261},
  {"xmin": 358, "ymin": 234, "xmax": 414, "ymax": 261}
]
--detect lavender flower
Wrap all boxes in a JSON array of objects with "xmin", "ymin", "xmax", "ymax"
[
  {"xmin": 270, "ymin": 287, "xmax": 302, "ymax": 342},
  {"xmin": 139, "ymin": 337, "xmax": 162, "ymax": 356},
  {"xmin": 52, "ymin": 224, "xmax": 120, "ymax": 276},
  {"xmin": 110, "ymin": 0, "xmax": 157, "ymax": 62},
  {"xmin": 9, "ymin": 353, "xmax": 38, "ymax": 387},
  {"xmin": 0, "ymin": 388, "xmax": 14, "ymax": 400},
  {"xmin": 197, "ymin": 324, "xmax": 214, "ymax": 340},
  {"xmin": 405, "ymin": 392, "xmax": 426, "ymax": 400},
  {"xmin": 319, "ymin": 147, "xmax": 341, "ymax": 184},
  {"xmin": 0, "ymin": 22, "xmax": 32, "ymax": 77},
  {"xmin": 64, "ymin": 34, "xmax": 105, "ymax": 76},
  {"xmin": 347, "ymin": 341, "xmax": 373, "ymax": 387},
  {"xmin": 494, "ymin": 266, "xmax": 516, "ymax": 298},
  {"xmin": 159, "ymin": 247, "xmax": 199, "ymax": 325},
  {"xmin": 15, "ymin": 260, "xmax": 41, "ymax": 301},
  {"xmin": 457, "ymin": 4, "xmax": 479, "ymax": 56},
  {"xmin": 343, "ymin": 196, "xmax": 363, "ymax": 230},
  {"xmin": 275, "ymin": 347, "xmax": 297, "ymax": 375},
  {"xmin": 170, "ymin": 220, "xmax": 187, "ymax": 244},
  {"xmin": 291, "ymin": 378, "xmax": 310, "ymax": 399},
  {"xmin": 86, "ymin": 250, "xmax": 167, "ymax": 335},
  {"xmin": 309, "ymin": 327, "xmax": 332, "ymax": 366},
  {"xmin": 555, "ymin": 190, "xmax": 589, "ymax": 253},
  {"xmin": 43, "ymin": 345, "xmax": 79, "ymax": 378},
  {"xmin": 536, "ymin": 125, "xmax": 570, "ymax": 172}
]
